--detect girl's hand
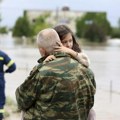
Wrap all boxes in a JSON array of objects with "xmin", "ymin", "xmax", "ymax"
[
  {"xmin": 54, "ymin": 42, "xmax": 71, "ymax": 53},
  {"xmin": 44, "ymin": 55, "xmax": 56, "ymax": 62}
]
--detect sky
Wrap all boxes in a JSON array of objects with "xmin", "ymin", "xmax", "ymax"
[{"xmin": 0, "ymin": 0, "xmax": 120, "ymax": 27}]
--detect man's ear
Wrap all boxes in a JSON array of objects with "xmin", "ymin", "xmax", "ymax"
[{"xmin": 39, "ymin": 48, "xmax": 46, "ymax": 57}]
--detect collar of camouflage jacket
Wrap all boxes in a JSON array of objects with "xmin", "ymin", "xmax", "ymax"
[{"xmin": 37, "ymin": 52, "xmax": 70, "ymax": 63}]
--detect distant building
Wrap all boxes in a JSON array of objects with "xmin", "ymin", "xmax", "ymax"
[{"xmin": 25, "ymin": 6, "xmax": 106, "ymax": 33}]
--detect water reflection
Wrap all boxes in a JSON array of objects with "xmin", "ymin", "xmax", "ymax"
[
  {"xmin": 0, "ymin": 32, "xmax": 36, "ymax": 48},
  {"xmin": 0, "ymin": 32, "xmax": 14, "ymax": 48},
  {"xmin": 107, "ymin": 38, "xmax": 120, "ymax": 47}
]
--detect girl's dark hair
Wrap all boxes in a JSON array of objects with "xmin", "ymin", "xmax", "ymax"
[{"xmin": 53, "ymin": 24, "xmax": 81, "ymax": 52}]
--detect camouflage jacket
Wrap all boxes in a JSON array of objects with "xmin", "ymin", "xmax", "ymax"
[{"xmin": 15, "ymin": 52, "xmax": 96, "ymax": 120}]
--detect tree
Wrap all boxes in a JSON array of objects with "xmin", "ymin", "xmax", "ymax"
[
  {"xmin": 0, "ymin": 27, "xmax": 7, "ymax": 33},
  {"xmin": 76, "ymin": 12, "xmax": 112, "ymax": 42},
  {"xmin": 12, "ymin": 12, "xmax": 33, "ymax": 37},
  {"xmin": 111, "ymin": 27, "xmax": 120, "ymax": 38},
  {"xmin": 12, "ymin": 11, "xmax": 51, "ymax": 37},
  {"xmin": 31, "ymin": 13, "xmax": 51, "ymax": 35},
  {"xmin": 84, "ymin": 23, "xmax": 106, "ymax": 42}
]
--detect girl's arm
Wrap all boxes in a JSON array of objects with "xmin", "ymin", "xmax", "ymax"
[
  {"xmin": 76, "ymin": 52, "xmax": 90, "ymax": 67},
  {"xmin": 63, "ymin": 48, "xmax": 90, "ymax": 67},
  {"xmin": 54, "ymin": 42, "xmax": 90, "ymax": 67}
]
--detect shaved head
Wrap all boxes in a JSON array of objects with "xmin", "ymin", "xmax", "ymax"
[{"xmin": 37, "ymin": 28, "xmax": 61, "ymax": 55}]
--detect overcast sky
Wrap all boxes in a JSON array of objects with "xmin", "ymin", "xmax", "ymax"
[{"xmin": 0, "ymin": 0, "xmax": 120, "ymax": 27}]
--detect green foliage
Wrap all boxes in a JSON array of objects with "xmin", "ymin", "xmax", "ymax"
[
  {"xmin": 0, "ymin": 27, "xmax": 8, "ymax": 33},
  {"xmin": 32, "ymin": 13, "xmax": 51, "ymax": 35},
  {"xmin": 84, "ymin": 23, "xmax": 106, "ymax": 42},
  {"xmin": 12, "ymin": 12, "xmax": 51, "ymax": 37},
  {"xmin": 12, "ymin": 16, "xmax": 33, "ymax": 37},
  {"xmin": 76, "ymin": 12, "xmax": 112, "ymax": 42},
  {"xmin": 111, "ymin": 27, "xmax": 120, "ymax": 38}
]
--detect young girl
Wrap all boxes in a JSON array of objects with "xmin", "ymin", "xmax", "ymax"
[{"xmin": 44, "ymin": 24, "xmax": 90, "ymax": 67}]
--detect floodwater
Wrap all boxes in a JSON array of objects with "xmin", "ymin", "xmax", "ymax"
[{"xmin": 0, "ymin": 33, "xmax": 120, "ymax": 100}]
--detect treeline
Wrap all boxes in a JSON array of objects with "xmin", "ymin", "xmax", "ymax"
[
  {"xmin": 1, "ymin": 12, "xmax": 120, "ymax": 42},
  {"xmin": 12, "ymin": 11, "xmax": 51, "ymax": 37}
]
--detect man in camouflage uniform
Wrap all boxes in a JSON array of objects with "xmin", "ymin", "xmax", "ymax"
[{"xmin": 15, "ymin": 28, "xmax": 96, "ymax": 120}]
